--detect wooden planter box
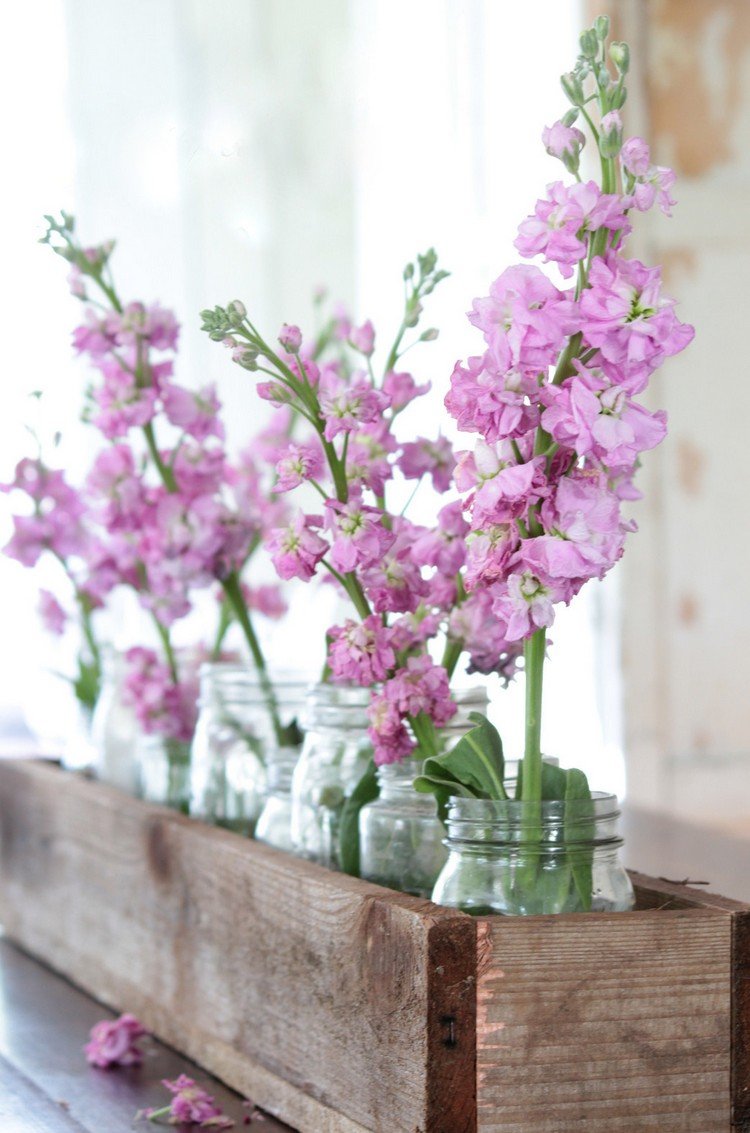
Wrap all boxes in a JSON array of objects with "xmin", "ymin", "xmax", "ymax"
[{"xmin": 0, "ymin": 760, "xmax": 748, "ymax": 1132}]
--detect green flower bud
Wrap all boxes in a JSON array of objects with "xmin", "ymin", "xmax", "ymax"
[
  {"xmin": 420, "ymin": 328, "xmax": 439, "ymax": 342},
  {"xmin": 609, "ymin": 85, "xmax": 627, "ymax": 110},
  {"xmin": 610, "ymin": 42, "xmax": 630, "ymax": 74},
  {"xmin": 579, "ymin": 29, "xmax": 598, "ymax": 59},
  {"xmin": 404, "ymin": 300, "xmax": 423, "ymax": 328},
  {"xmin": 594, "ymin": 15, "xmax": 610, "ymax": 40},
  {"xmin": 596, "ymin": 63, "xmax": 612, "ymax": 89},
  {"xmin": 403, "ymin": 261, "xmax": 415, "ymax": 282},
  {"xmin": 562, "ymin": 108, "xmax": 580, "ymax": 127},
  {"xmin": 561, "ymin": 71, "xmax": 585, "ymax": 106},
  {"xmin": 227, "ymin": 300, "xmax": 247, "ymax": 326}
]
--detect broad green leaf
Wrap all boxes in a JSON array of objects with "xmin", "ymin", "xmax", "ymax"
[
  {"xmin": 515, "ymin": 759, "xmax": 569, "ymax": 801},
  {"xmin": 413, "ymin": 713, "xmax": 507, "ymax": 822},
  {"xmin": 339, "ymin": 759, "xmax": 379, "ymax": 877}
]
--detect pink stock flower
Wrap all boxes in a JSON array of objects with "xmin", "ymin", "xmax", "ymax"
[
  {"xmin": 38, "ymin": 589, "xmax": 67, "ymax": 635},
  {"xmin": 579, "ymin": 255, "xmax": 695, "ymax": 392},
  {"xmin": 242, "ymin": 583, "xmax": 287, "ymax": 620},
  {"xmin": 541, "ymin": 364, "xmax": 667, "ymax": 465},
  {"xmin": 620, "ymin": 137, "xmax": 677, "ymax": 215},
  {"xmin": 273, "ymin": 442, "xmax": 325, "ymax": 493},
  {"xmin": 458, "ymin": 442, "xmax": 547, "ymax": 527},
  {"xmin": 491, "ymin": 570, "xmax": 558, "ymax": 642},
  {"xmin": 382, "ymin": 369, "xmax": 430, "ymax": 411},
  {"xmin": 410, "ymin": 501, "xmax": 469, "ymax": 575},
  {"xmin": 162, "ymin": 383, "xmax": 225, "ymax": 442},
  {"xmin": 348, "ymin": 319, "xmax": 375, "ymax": 356},
  {"xmin": 92, "ymin": 361, "xmax": 158, "ymax": 439},
  {"xmin": 345, "ymin": 423, "xmax": 397, "ymax": 496},
  {"xmin": 367, "ymin": 693, "xmax": 415, "ymax": 766},
  {"xmin": 468, "ymin": 265, "xmax": 575, "ymax": 374},
  {"xmin": 463, "ymin": 525, "xmax": 518, "ymax": 590},
  {"xmin": 328, "ymin": 615, "xmax": 396, "ymax": 685},
  {"xmin": 382, "ymin": 654, "xmax": 457, "ymax": 727},
  {"xmin": 448, "ymin": 590, "xmax": 522, "ymax": 680},
  {"xmin": 84, "ymin": 1013, "xmax": 147, "ymax": 1069},
  {"xmin": 515, "ymin": 181, "xmax": 629, "ymax": 277},
  {"xmin": 542, "ymin": 120, "xmax": 585, "ymax": 161},
  {"xmin": 155, "ymin": 1075, "xmax": 233, "ymax": 1128},
  {"xmin": 86, "ymin": 444, "xmax": 147, "ymax": 528},
  {"xmin": 362, "ymin": 527, "xmax": 429, "ymax": 614},
  {"xmin": 266, "ymin": 512, "xmax": 328, "ymax": 581},
  {"xmin": 445, "ymin": 349, "xmax": 539, "ymax": 443},
  {"xmin": 318, "ymin": 371, "xmax": 387, "ymax": 442},
  {"xmin": 325, "ymin": 495, "xmax": 392, "ymax": 574},
  {"xmin": 123, "ymin": 647, "xmax": 199, "ymax": 742},
  {"xmin": 115, "ymin": 301, "xmax": 180, "ymax": 352},
  {"xmin": 398, "ymin": 436, "xmax": 455, "ymax": 493},
  {"xmin": 522, "ymin": 473, "xmax": 627, "ymax": 584}
]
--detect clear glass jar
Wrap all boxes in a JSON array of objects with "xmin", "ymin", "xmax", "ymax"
[
  {"xmin": 255, "ymin": 748, "xmax": 299, "ymax": 852},
  {"xmin": 190, "ymin": 665, "xmax": 306, "ymax": 836},
  {"xmin": 432, "ymin": 793, "xmax": 635, "ymax": 915},
  {"xmin": 137, "ymin": 734, "xmax": 192, "ymax": 813},
  {"xmin": 358, "ymin": 687, "xmax": 488, "ymax": 897},
  {"xmin": 291, "ymin": 684, "xmax": 374, "ymax": 868},
  {"xmin": 91, "ymin": 648, "xmax": 140, "ymax": 794}
]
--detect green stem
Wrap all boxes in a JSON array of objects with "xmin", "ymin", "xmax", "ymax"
[
  {"xmin": 522, "ymin": 627, "xmax": 546, "ymax": 803},
  {"xmin": 221, "ymin": 571, "xmax": 285, "ymax": 746},
  {"xmin": 143, "ymin": 422, "xmax": 177, "ymax": 492}
]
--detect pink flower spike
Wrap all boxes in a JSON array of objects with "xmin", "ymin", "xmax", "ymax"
[{"xmin": 84, "ymin": 1013, "xmax": 147, "ymax": 1069}]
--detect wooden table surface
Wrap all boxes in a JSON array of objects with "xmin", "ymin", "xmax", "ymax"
[
  {"xmin": 0, "ymin": 802, "xmax": 747, "ymax": 1131},
  {"xmin": 0, "ymin": 938, "xmax": 293, "ymax": 1132}
]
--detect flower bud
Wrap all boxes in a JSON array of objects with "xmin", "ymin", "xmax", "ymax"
[
  {"xmin": 404, "ymin": 301, "xmax": 423, "ymax": 329},
  {"xmin": 278, "ymin": 323, "xmax": 303, "ymax": 353},
  {"xmin": 579, "ymin": 29, "xmax": 598, "ymax": 60},
  {"xmin": 420, "ymin": 328, "xmax": 439, "ymax": 342},
  {"xmin": 232, "ymin": 346, "xmax": 259, "ymax": 371},
  {"xmin": 610, "ymin": 41, "xmax": 630, "ymax": 73},
  {"xmin": 403, "ymin": 262, "xmax": 415, "ymax": 282},
  {"xmin": 599, "ymin": 109, "xmax": 623, "ymax": 158},
  {"xmin": 562, "ymin": 108, "xmax": 580, "ymax": 127},
  {"xmin": 561, "ymin": 71, "xmax": 585, "ymax": 106},
  {"xmin": 594, "ymin": 15, "xmax": 610, "ymax": 40},
  {"xmin": 227, "ymin": 300, "xmax": 247, "ymax": 328}
]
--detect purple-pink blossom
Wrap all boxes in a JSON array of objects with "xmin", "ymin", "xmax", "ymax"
[
  {"xmin": 328, "ymin": 615, "xmax": 396, "ymax": 685},
  {"xmin": 38, "ymin": 589, "xmax": 67, "ymax": 635},
  {"xmin": 84, "ymin": 1013, "xmax": 147, "ymax": 1069},
  {"xmin": 266, "ymin": 512, "xmax": 328, "ymax": 581},
  {"xmin": 398, "ymin": 436, "xmax": 456, "ymax": 493}
]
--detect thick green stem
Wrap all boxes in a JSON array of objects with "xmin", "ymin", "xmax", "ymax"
[
  {"xmin": 522, "ymin": 628, "xmax": 546, "ymax": 803},
  {"xmin": 153, "ymin": 617, "xmax": 179, "ymax": 685},
  {"xmin": 143, "ymin": 421, "xmax": 177, "ymax": 492}
]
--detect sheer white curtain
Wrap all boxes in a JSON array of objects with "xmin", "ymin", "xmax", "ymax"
[{"xmin": 1, "ymin": 0, "xmax": 624, "ymax": 792}]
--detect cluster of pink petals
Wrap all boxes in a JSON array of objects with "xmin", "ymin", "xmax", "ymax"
[
  {"xmin": 367, "ymin": 656, "xmax": 457, "ymax": 765},
  {"xmin": 38, "ymin": 589, "xmax": 68, "ymax": 635},
  {"xmin": 398, "ymin": 436, "xmax": 456, "ymax": 492},
  {"xmin": 328, "ymin": 615, "xmax": 396, "ymax": 685},
  {"xmin": 123, "ymin": 647, "xmax": 199, "ymax": 742},
  {"xmin": 84, "ymin": 1013, "xmax": 147, "ymax": 1069},
  {"xmin": 149, "ymin": 1075, "xmax": 233, "ymax": 1128},
  {"xmin": 515, "ymin": 181, "xmax": 629, "ymax": 278},
  {"xmin": 266, "ymin": 511, "xmax": 328, "ymax": 581}
]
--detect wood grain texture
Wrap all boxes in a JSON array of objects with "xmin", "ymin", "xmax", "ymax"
[
  {"xmin": 733, "ymin": 911, "xmax": 750, "ymax": 1130},
  {"xmin": 0, "ymin": 761, "xmax": 476, "ymax": 1133},
  {"xmin": 476, "ymin": 905, "xmax": 732, "ymax": 1132}
]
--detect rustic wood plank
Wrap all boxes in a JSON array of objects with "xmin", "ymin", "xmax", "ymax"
[
  {"xmin": 733, "ymin": 910, "xmax": 750, "ymax": 1130},
  {"xmin": 475, "ymin": 909, "xmax": 732, "ymax": 1132},
  {"xmin": 0, "ymin": 760, "xmax": 476, "ymax": 1133}
]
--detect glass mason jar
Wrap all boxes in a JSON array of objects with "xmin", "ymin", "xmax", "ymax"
[
  {"xmin": 432, "ymin": 793, "xmax": 635, "ymax": 915},
  {"xmin": 91, "ymin": 648, "xmax": 140, "ymax": 794},
  {"xmin": 137, "ymin": 734, "xmax": 192, "ymax": 813},
  {"xmin": 290, "ymin": 684, "xmax": 374, "ymax": 869},
  {"xmin": 190, "ymin": 665, "xmax": 306, "ymax": 836},
  {"xmin": 358, "ymin": 687, "xmax": 488, "ymax": 897}
]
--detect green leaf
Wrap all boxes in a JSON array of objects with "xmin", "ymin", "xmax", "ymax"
[
  {"xmin": 73, "ymin": 658, "xmax": 100, "ymax": 712},
  {"xmin": 564, "ymin": 767, "xmax": 594, "ymax": 912},
  {"xmin": 413, "ymin": 713, "xmax": 507, "ymax": 822},
  {"xmin": 515, "ymin": 758, "xmax": 569, "ymax": 801},
  {"xmin": 338, "ymin": 759, "xmax": 379, "ymax": 877}
]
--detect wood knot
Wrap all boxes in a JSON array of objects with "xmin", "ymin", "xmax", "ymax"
[{"xmin": 147, "ymin": 818, "xmax": 171, "ymax": 881}]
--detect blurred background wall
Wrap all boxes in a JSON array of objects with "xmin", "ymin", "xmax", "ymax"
[{"xmin": 2, "ymin": 0, "xmax": 746, "ymax": 831}]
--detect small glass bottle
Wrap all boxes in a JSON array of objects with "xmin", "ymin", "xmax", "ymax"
[
  {"xmin": 190, "ymin": 665, "xmax": 306, "ymax": 836},
  {"xmin": 91, "ymin": 648, "xmax": 140, "ymax": 795},
  {"xmin": 432, "ymin": 792, "xmax": 635, "ymax": 915},
  {"xmin": 358, "ymin": 687, "xmax": 488, "ymax": 897},
  {"xmin": 290, "ymin": 684, "xmax": 374, "ymax": 869},
  {"xmin": 137, "ymin": 734, "xmax": 192, "ymax": 813}
]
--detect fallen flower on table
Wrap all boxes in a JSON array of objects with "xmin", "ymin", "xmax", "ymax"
[
  {"xmin": 137, "ymin": 1074, "xmax": 234, "ymax": 1128},
  {"xmin": 84, "ymin": 1012, "xmax": 147, "ymax": 1068}
]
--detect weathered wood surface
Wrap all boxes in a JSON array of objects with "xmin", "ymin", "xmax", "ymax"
[
  {"xmin": 0, "ymin": 938, "xmax": 292, "ymax": 1132},
  {"xmin": 0, "ymin": 761, "xmax": 476, "ymax": 1133},
  {"xmin": 2, "ymin": 760, "xmax": 749, "ymax": 1133}
]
